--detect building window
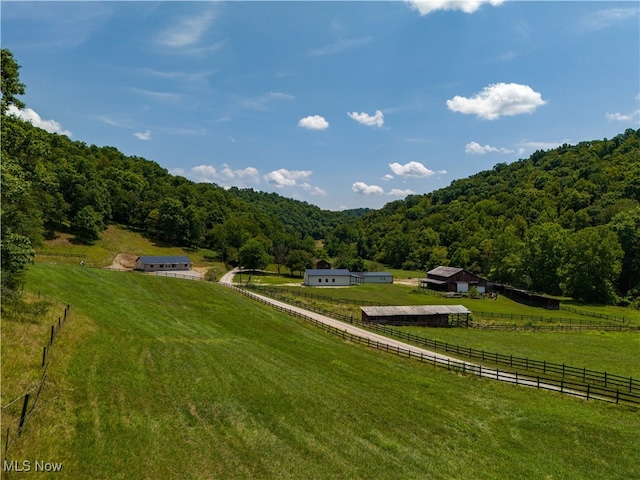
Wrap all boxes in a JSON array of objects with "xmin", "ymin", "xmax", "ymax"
[
  {"xmin": 332, "ymin": 278, "xmax": 335, "ymax": 283},
  {"xmin": 318, "ymin": 279, "xmax": 322, "ymax": 283},
  {"xmin": 325, "ymin": 278, "xmax": 329, "ymax": 282}
]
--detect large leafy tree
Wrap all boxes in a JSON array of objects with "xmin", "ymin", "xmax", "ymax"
[
  {"xmin": 522, "ymin": 223, "xmax": 568, "ymax": 294},
  {"xmin": 1, "ymin": 50, "xmax": 36, "ymax": 302},
  {"xmin": 560, "ymin": 226, "xmax": 624, "ymax": 303},
  {"xmin": 1, "ymin": 48, "xmax": 26, "ymax": 114},
  {"xmin": 239, "ymin": 239, "xmax": 271, "ymax": 271},
  {"xmin": 609, "ymin": 207, "xmax": 640, "ymax": 298}
]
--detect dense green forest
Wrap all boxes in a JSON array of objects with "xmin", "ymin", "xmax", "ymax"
[
  {"xmin": 355, "ymin": 130, "xmax": 640, "ymax": 305},
  {"xmin": 2, "ymin": 48, "xmax": 639, "ymax": 306}
]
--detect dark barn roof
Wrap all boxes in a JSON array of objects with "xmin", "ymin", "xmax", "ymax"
[
  {"xmin": 136, "ymin": 256, "xmax": 192, "ymax": 265},
  {"xmin": 427, "ymin": 266, "xmax": 464, "ymax": 278}
]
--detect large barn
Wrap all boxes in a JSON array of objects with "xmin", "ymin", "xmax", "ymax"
[
  {"xmin": 361, "ymin": 305, "xmax": 471, "ymax": 327},
  {"xmin": 422, "ymin": 266, "xmax": 487, "ymax": 294},
  {"xmin": 135, "ymin": 256, "xmax": 193, "ymax": 272}
]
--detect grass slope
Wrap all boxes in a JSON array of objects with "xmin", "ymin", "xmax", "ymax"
[{"xmin": 5, "ymin": 264, "xmax": 639, "ymax": 479}]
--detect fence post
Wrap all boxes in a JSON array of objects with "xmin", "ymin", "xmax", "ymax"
[
  {"xmin": 50, "ymin": 325, "xmax": 55, "ymax": 346},
  {"xmin": 18, "ymin": 394, "xmax": 30, "ymax": 436},
  {"xmin": 4, "ymin": 427, "xmax": 9, "ymax": 457},
  {"xmin": 42, "ymin": 346, "xmax": 47, "ymax": 367}
]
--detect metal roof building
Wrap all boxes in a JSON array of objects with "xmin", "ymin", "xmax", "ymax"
[
  {"xmin": 135, "ymin": 256, "xmax": 193, "ymax": 272},
  {"xmin": 361, "ymin": 305, "xmax": 471, "ymax": 327}
]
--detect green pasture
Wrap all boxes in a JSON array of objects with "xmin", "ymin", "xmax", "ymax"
[
  {"xmin": 35, "ymin": 225, "xmax": 220, "ymax": 268},
  {"xmin": 2, "ymin": 263, "xmax": 637, "ymax": 479},
  {"xmin": 247, "ymin": 283, "xmax": 640, "ymax": 378},
  {"xmin": 249, "ymin": 280, "xmax": 640, "ymax": 322}
]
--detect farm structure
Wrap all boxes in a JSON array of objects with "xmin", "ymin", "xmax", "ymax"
[
  {"xmin": 303, "ymin": 269, "xmax": 394, "ymax": 286},
  {"xmin": 314, "ymin": 259, "xmax": 332, "ymax": 269},
  {"xmin": 135, "ymin": 256, "xmax": 193, "ymax": 272},
  {"xmin": 357, "ymin": 272, "xmax": 393, "ymax": 284},
  {"xmin": 494, "ymin": 284, "xmax": 561, "ymax": 309},
  {"xmin": 303, "ymin": 269, "xmax": 361, "ymax": 286},
  {"xmin": 361, "ymin": 305, "xmax": 471, "ymax": 327},
  {"xmin": 421, "ymin": 266, "xmax": 488, "ymax": 294}
]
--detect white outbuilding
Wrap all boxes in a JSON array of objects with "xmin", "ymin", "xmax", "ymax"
[{"xmin": 303, "ymin": 269, "xmax": 355, "ymax": 286}]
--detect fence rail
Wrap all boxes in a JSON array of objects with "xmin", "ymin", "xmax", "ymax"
[
  {"xmin": 244, "ymin": 284, "xmax": 640, "ymax": 398},
  {"xmin": 560, "ymin": 305, "xmax": 628, "ymax": 323},
  {"xmin": 228, "ymin": 285, "xmax": 639, "ymax": 406},
  {"xmin": 252, "ymin": 285, "xmax": 638, "ymax": 332},
  {"xmin": 2, "ymin": 303, "xmax": 71, "ymax": 462}
]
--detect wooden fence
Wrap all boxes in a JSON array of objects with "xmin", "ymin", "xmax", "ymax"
[
  {"xmin": 1, "ymin": 302, "xmax": 71, "ymax": 462},
  {"xmin": 237, "ymin": 285, "xmax": 639, "ymax": 405},
  {"xmin": 251, "ymin": 285, "xmax": 638, "ymax": 332}
]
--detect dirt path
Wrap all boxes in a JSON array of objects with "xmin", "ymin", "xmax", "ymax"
[
  {"xmin": 106, "ymin": 253, "xmax": 137, "ymax": 270},
  {"xmin": 218, "ymin": 272, "xmax": 592, "ymax": 401}
]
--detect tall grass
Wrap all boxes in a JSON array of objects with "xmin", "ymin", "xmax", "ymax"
[{"xmin": 4, "ymin": 264, "xmax": 638, "ymax": 479}]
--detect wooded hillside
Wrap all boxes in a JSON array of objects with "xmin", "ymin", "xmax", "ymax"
[
  {"xmin": 354, "ymin": 129, "xmax": 640, "ymax": 304},
  {"xmin": 2, "ymin": 48, "xmax": 638, "ymax": 305}
]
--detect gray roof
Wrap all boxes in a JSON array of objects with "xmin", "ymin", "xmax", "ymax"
[
  {"xmin": 305, "ymin": 269, "xmax": 351, "ymax": 276},
  {"xmin": 358, "ymin": 272, "xmax": 393, "ymax": 277},
  {"xmin": 137, "ymin": 256, "xmax": 192, "ymax": 264},
  {"xmin": 427, "ymin": 266, "xmax": 464, "ymax": 278},
  {"xmin": 361, "ymin": 305, "xmax": 471, "ymax": 317}
]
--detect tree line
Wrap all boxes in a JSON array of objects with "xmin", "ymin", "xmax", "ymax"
[
  {"xmin": 351, "ymin": 130, "xmax": 640, "ymax": 306},
  {"xmin": 2, "ymin": 48, "xmax": 638, "ymax": 307}
]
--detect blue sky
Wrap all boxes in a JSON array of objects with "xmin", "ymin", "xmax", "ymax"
[{"xmin": 3, "ymin": 1, "xmax": 639, "ymax": 210}]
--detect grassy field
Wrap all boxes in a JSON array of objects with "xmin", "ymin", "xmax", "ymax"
[
  {"xmin": 2, "ymin": 263, "xmax": 638, "ymax": 479},
  {"xmin": 35, "ymin": 225, "xmax": 221, "ymax": 268},
  {"xmin": 247, "ymin": 283, "xmax": 640, "ymax": 378}
]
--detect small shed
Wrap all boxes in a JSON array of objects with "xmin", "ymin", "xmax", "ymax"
[
  {"xmin": 422, "ymin": 266, "xmax": 487, "ymax": 294},
  {"xmin": 358, "ymin": 272, "xmax": 393, "ymax": 284},
  {"xmin": 314, "ymin": 259, "xmax": 332, "ymax": 269},
  {"xmin": 135, "ymin": 256, "xmax": 193, "ymax": 272},
  {"xmin": 361, "ymin": 305, "xmax": 471, "ymax": 327},
  {"xmin": 304, "ymin": 269, "xmax": 353, "ymax": 286}
]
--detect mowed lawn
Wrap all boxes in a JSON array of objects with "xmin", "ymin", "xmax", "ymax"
[{"xmin": 13, "ymin": 264, "xmax": 640, "ymax": 479}]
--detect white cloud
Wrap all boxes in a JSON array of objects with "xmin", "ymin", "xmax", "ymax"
[
  {"xmin": 352, "ymin": 182, "xmax": 384, "ymax": 195},
  {"xmin": 220, "ymin": 164, "xmax": 260, "ymax": 182},
  {"xmin": 134, "ymin": 130, "xmax": 152, "ymax": 141},
  {"xmin": 239, "ymin": 91, "xmax": 295, "ymax": 111},
  {"xmin": 580, "ymin": 7, "xmax": 639, "ymax": 32},
  {"xmin": 184, "ymin": 164, "xmax": 260, "ymax": 186},
  {"xmin": 446, "ymin": 83, "xmax": 546, "ymax": 120},
  {"xmin": 131, "ymin": 88, "xmax": 184, "ymax": 104},
  {"xmin": 298, "ymin": 115, "xmax": 329, "ymax": 130},
  {"xmin": 301, "ymin": 183, "xmax": 327, "ymax": 196},
  {"xmin": 518, "ymin": 139, "xmax": 572, "ymax": 152},
  {"xmin": 190, "ymin": 165, "xmax": 219, "ymax": 183},
  {"xmin": 465, "ymin": 141, "xmax": 514, "ymax": 154},
  {"xmin": 408, "ymin": 0, "xmax": 504, "ymax": 16},
  {"xmin": 157, "ymin": 9, "xmax": 215, "ymax": 48},
  {"xmin": 389, "ymin": 161, "xmax": 437, "ymax": 178},
  {"xmin": 7, "ymin": 105, "xmax": 72, "ymax": 136},
  {"xmin": 382, "ymin": 174, "xmax": 394, "ymax": 181},
  {"xmin": 605, "ymin": 110, "xmax": 640, "ymax": 122},
  {"xmin": 264, "ymin": 169, "xmax": 312, "ymax": 188},
  {"xmin": 388, "ymin": 188, "xmax": 416, "ymax": 197},
  {"xmin": 347, "ymin": 110, "xmax": 384, "ymax": 128}
]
